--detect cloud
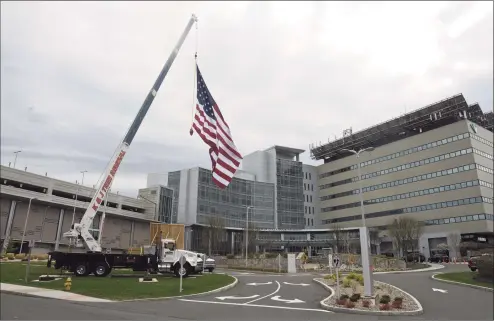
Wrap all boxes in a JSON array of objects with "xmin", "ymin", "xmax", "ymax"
[{"xmin": 1, "ymin": 1, "xmax": 492, "ymax": 196}]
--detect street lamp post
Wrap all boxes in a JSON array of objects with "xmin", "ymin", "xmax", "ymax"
[
  {"xmin": 13, "ymin": 151, "xmax": 21, "ymax": 169},
  {"xmin": 245, "ymin": 205, "xmax": 254, "ymax": 267},
  {"xmin": 341, "ymin": 147, "xmax": 375, "ymax": 298},
  {"xmin": 71, "ymin": 171, "xmax": 87, "ymax": 226},
  {"xmin": 80, "ymin": 170, "xmax": 87, "ymax": 186},
  {"xmin": 19, "ymin": 197, "xmax": 37, "ymax": 254},
  {"xmin": 138, "ymin": 195, "xmax": 158, "ymax": 221}
]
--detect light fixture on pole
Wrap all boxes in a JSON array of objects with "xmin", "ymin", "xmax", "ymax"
[
  {"xmin": 340, "ymin": 147, "xmax": 374, "ymax": 298},
  {"xmin": 19, "ymin": 197, "xmax": 37, "ymax": 254},
  {"xmin": 71, "ymin": 170, "xmax": 88, "ymax": 226},
  {"xmin": 245, "ymin": 205, "xmax": 254, "ymax": 267},
  {"xmin": 80, "ymin": 170, "xmax": 88, "ymax": 186},
  {"xmin": 138, "ymin": 194, "xmax": 158, "ymax": 221},
  {"xmin": 13, "ymin": 151, "xmax": 21, "ymax": 169}
]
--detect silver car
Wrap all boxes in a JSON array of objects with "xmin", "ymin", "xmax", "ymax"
[{"xmin": 196, "ymin": 253, "xmax": 216, "ymax": 272}]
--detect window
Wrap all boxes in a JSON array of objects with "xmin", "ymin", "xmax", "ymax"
[
  {"xmin": 309, "ymin": 173, "xmax": 312, "ymax": 180},
  {"xmin": 310, "ymin": 195, "xmax": 312, "ymax": 202}
]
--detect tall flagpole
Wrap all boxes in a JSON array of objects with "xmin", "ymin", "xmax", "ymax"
[{"xmin": 190, "ymin": 19, "xmax": 199, "ymax": 136}]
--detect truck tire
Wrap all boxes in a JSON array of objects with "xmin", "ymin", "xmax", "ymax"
[
  {"xmin": 174, "ymin": 263, "xmax": 190, "ymax": 278},
  {"xmin": 93, "ymin": 262, "xmax": 111, "ymax": 277},
  {"xmin": 207, "ymin": 268, "xmax": 213, "ymax": 273},
  {"xmin": 74, "ymin": 263, "xmax": 90, "ymax": 277}
]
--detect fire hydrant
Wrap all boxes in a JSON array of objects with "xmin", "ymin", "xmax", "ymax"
[{"xmin": 64, "ymin": 277, "xmax": 72, "ymax": 291}]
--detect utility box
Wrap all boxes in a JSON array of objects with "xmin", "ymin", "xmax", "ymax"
[{"xmin": 150, "ymin": 223, "xmax": 185, "ymax": 249}]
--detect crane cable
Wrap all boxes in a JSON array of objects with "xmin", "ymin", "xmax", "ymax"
[{"xmin": 190, "ymin": 19, "xmax": 198, "ymax": 135}]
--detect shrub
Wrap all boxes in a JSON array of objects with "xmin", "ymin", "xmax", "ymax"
[
  {"xmin": 393, "ymin": 296, "xmax": 403, "ymax": 303},
  {"xmin": 347, "ymin": 272, "xmax": 358, "ymax": 280},
  {"xmin": 38, "ymin": 254, "xmax": 49, "ymax": 260},
  {"xmin": 336, "ymin": 299, "xmax": 347, "ymax": 305},
  {"xmin": 362, "ymin": 300, "xmax": 371, "ymax": 308},
  {"xmin": 15, "ymin": 254, "xmax": 26, "ymax": 260},
  {"xmin": 350, "ymin": 281, "xmax": 358, "ymax": 292},
  {"xmin": 355, "ymin": 274, "xmax": 364, "ymax": 285},
  {"xmin": 226, "ymin": 254, "xmax": 235, "ymax": 259},
  {"xmin": 345, "ymin": 301, "xmax": 356, "ymax": 308},
  {"xmin": 7, "ymin": 256, "xmax": 14, "ymax": 260},
  {"xmin": 6, "ymin": 253, "xmax": 15, "ymax": 259},
  {"xmin": 342, "ymin": 278, "xmax": 352, "ymax": 288},
  {"xmin": 339, "ymin": 294, "xmax": 349, "ymax": 300},
  {"xmin": 477, "ymin": 255, "xmax": 494, "ymax": 280},
  {"xmin": 379, "ymin": 303, "xmax": 391, "ymax": 311},
  {"xmin": 350, "ymin": 293, "xmax": 361, "ymax": 302},
  {"xmin": 265, "ymin": 253, "xmax": 278, "ymax": 259},
  {"xmin": 379, "ymin": 295, "xmax": 391, "ymax": 304},
  {"xmin": 392, "ymin": 300, "xmax": 402, "ymax": 309},
  {"xmin": 324, "ymin": 274, "xmax": 333, "ymax": 280}
]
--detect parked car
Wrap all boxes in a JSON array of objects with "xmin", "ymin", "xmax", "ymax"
[
  {"xmin": 404, "ymin": 252, "xmax": 426, "ymax": 263},
  {"xmin": 468, "ymin": 256, "xmax": 478, "ymax": 271},
  {"xmin": 428, "ymin": 253, "xmax": 450, "ymax": 263},
  {"xmin": 195, "ymin": 253, "xmax": 216, "ymax": 273}
]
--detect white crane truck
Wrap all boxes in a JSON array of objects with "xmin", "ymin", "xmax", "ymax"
[{"xmin": 47, "ymin": 14, "xmax": 201, "ymax": 278}]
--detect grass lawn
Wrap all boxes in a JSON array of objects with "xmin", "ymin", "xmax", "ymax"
[
  {"xmin": 436, "ymin": 271, "xmax": 494, "ymax": 289},
  {"xmin": 0, "ymin": 262, "xmax": 235, "ymax": 300},
  {"xmin": 406, "ymin": 263, "xmax": 430, "ymax": 270}
]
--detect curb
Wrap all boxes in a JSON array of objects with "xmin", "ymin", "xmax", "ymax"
[
  {"xmin": 431, "ymin": 273, "xmax": 494, "ymax": 292},
  {"xmin": 1, "ymin": 275, "xmax": 239, "ymax": 303},
  {"xmin": 0, "ymin": 289, "xmax": 112, "ymax": 303},
  {"xmin": 373, "ymin": 263, "xmax": 445, "ymax": 274},
  {"xmin": 120, "ymin": 275, "xmax": 239, "ymax": 302},
  {"xmin": 312, "ymin": 278, "xmax": 423, "ymax": 316}
]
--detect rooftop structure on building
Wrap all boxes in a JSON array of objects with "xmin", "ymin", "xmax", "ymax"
[{"xmin": 310, "ymin": 93, "xmax": 494, "ymax": 163}]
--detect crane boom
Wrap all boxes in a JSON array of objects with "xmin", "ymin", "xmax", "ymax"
[{"xmin": 63, "ymin": 14, "xmax": 198, "ymax": 252}]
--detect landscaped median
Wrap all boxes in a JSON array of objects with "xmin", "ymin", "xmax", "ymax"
[
  {"xmin": 314, "ymin": 272, "xmax": 423, "ymax": 315},
  {"xmin": 0, "ymin": 261, "xmax": 237, "ymax": 301},
  {"xmin": 432, "ymin": 272, "xmax": 494, "ymax": 291}
]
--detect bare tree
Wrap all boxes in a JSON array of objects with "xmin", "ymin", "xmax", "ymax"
[
  {"xmin": 389, "ymin": 219, "xmax": 404, "ymax": 257},
  {"xmin": 331, "ymin": 223, "xmax": 344, "ymax": 254},
  {"xmin": 206, "ymin": 215, "xmax": 227, "ymax": 256},
  {"xmin": 447, "ymin": 233, "xmax": 462, "ymax": 259}
]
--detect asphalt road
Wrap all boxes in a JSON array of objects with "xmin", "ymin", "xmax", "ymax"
[{"xmin": 1, "ymin": 266, "xmax": 493, "ymax": 320}]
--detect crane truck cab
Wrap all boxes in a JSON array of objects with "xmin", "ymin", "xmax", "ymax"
[{"xmin": 157, "ymin": 238, "xmax": 202, "ymax": 277}]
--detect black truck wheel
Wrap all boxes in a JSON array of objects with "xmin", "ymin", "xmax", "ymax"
[
  {"xmin": 174, "ymin": 264, "xmax": 190, "ymax": 278},
  {"xmin": 93, "ymin": 262, "xmax": 111, "ymax": 277},
  {"xmin": 74, "ymin": 263, "xmax": 90, "ymax": 277}
]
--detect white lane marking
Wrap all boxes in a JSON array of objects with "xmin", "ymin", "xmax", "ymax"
[
  {"xmin": 244, "ymin": 280, "xmax": 281, "ymax": 304},
  {"xmin": 216, "ymin": 295, "xmax": 259, "ymax": 300},
  {"xmin": 247, "ymin": 282, "xmax": 273, "ymax": 286},
  {"xmin": 432, "ymin": 288, "xmax": 448, "ymax": 293},
  {"xmin": 178, "ymin": 299, "xmax": 332, "ymax": 313},
  {"xmin": 283, "ymin": 282, "xmax": 310, "ymax": 286},
  {"xmin": 270, "ymin": 295, "xmax": 304, "ymax": 304}
]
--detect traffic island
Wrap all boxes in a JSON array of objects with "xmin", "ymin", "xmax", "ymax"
[
  {"xmin": 314, "ymin": 274, "xmax": 423, "ymax": 316},
  {"xmin": 432, "ymin": 272, "xmax": 494, "ymax": 292},
  {"xmin": 0, "ymin": 262, "xmax": 237, "ymax": 301}
]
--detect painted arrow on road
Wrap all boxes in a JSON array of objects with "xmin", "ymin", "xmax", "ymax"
[
  {"xmin": 216, "ymin": 295, "xmax": 259, "ymax": 300},
  {"xmin": 283, "ymin": 282, "xmax": 310, "ymax": 286},
  {"xmin": 432, "ymin": 288, "xmax": 448, "ymax": 293},
  {"xmin": 271, "ymin": 296, "xmax": 305, "ymax": 304},
  {"xmin": 246, "ymin": 282, "xmax": 273, "ymax": 286}
]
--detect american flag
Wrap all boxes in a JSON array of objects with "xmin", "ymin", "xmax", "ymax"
[{"xmin": 190, "ymin": 64, "xmax": 242, "ymax": 189}]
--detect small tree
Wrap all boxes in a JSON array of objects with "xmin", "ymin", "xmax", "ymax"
[
  {"xmin": 331, "ymin": 223, "xmax": 344, "ymax": 254},
  {"xmin": 206, "ymin": 215, "xmax": 226, "ymax": 256},
  {"xmin": 388, "ymin": 217, "xmax": 424, "ymax": 258},
  {"xmin": 447, "ymin": 233, "xmax": 462, "ymax": 259}
]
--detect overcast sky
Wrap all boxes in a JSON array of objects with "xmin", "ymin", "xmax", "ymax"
[{"xmin": 1, "ymin": 1, "xmax": 493, "ymax": 197}]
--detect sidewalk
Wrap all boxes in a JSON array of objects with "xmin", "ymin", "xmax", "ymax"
[{"xmin": 0, "ymin": 283, "xmax": 112, "ymax": 302}]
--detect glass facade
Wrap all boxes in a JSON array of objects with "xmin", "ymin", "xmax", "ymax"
[
  {"xmin": 197, "ymin": 168, "xmax": 275, "ymax": 229},
  {"xmin": 167, "ymin": 171, "xmax": 181, "ymax": 224},
  {"xmin": 276, "ymin": 158, "xmax": 304, "ymax": 229},
  {"xmin": 157, "ymin": 186, "xmax": 174, "ymax": 223}
]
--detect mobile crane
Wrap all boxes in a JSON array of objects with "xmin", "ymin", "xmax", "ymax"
[{"xmin": 47, "ymin": 14, "xmax": 202, "ymax": 278}]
